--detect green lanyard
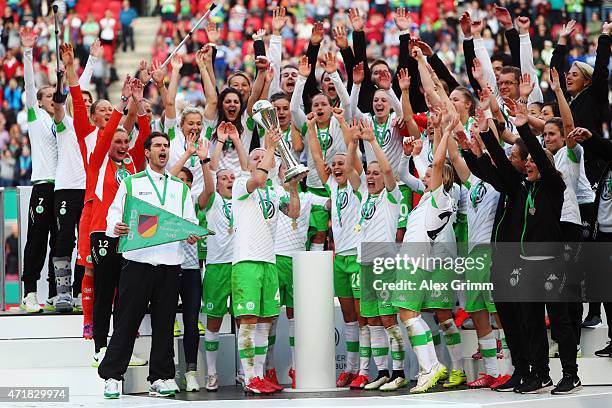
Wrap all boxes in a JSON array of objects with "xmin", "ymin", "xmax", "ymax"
[
  {"xmin": 221, "ymin": 196, "xmax": 234, "ymax": 229},
  {"xmin": 526, "ymin": 183, "xmax": 539, "ymax": 216},
  {"xmin": 145, "ymin": 169, "xmax": 168, "ymax": 206},
  {"xmin": 336, "ymin": 185, "xmax": 347, "ymax": 227},
  {"xmin": 283, "ymin": 127, "xmax": 291, "ymax": 144},
  {"xmin": 470, "ymin": 180, "xmax": 484, "ymax": 208},
  {"xmin": 356, "ymin": 193, "xmax": 379, "ymax": 230},
  {"xmin": 372, "ymin": 115, "xmax": 389, "ymax": 146},
  {"xmin": 316, "ymin": 125, "xmax": 330, "ymax": 157},
  {"xmin": 256, "ymin": 185, "xmax": 272, "ymax": 220}
]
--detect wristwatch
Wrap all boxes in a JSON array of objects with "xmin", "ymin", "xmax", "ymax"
[
  {"xmin": 200, "ymin": 158, "xmax": 211, "ymax": 165},
  {"xmin": 121, "ymin": 95, "xmax": 129, "ymax": 102}
]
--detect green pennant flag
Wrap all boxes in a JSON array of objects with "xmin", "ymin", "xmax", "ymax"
[{"xmin": 118, "ymin": 195, "xmax": 215, "ymax": 253}]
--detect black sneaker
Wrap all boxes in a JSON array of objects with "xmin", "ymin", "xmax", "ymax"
[
  {"xmin": 594, "ymin": 342, "xmax": 612, "ymax": 357},
  {"xmin": 582, "ymin": 315, "xmax": 603, "ymax": 329},
  {"xmin": 494, "ymin": 372, "xmax": 525, "ymax": 392},
  {"xmin": 551, "ymin": 374, "xmax": 582, "ymax": 395},
  {"xmin": 515, "ymin": 374, "xmax": 553, "ymax": 394}
]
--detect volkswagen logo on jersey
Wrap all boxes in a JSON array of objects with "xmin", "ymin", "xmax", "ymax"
[
  {"xmin": 222, "ymin": 201, "xmax": 233, "ymax": 221},
  {"xmin": 321, "ymin": 134, "xmax": 333, "ymax": 152},
  {"xmin": 380, "ymin": 128, "xmax": 392, "ymax": 147},
  {"xmin": 338, "ymin": 190, "xmax": 349, "ymax": 210},
  {"xmin": 362, "ymin": 202, "xmax": 376, "ymax": 220},
  {"xmin": 259, "ymin": 199, "xmax": 276, "ymax": 219}
]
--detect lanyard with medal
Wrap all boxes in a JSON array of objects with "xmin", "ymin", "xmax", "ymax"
[
  {"xmin": 316, "ymin": 125, "xmax": 330, "ymax": 157},
  {"xmin": 526, "ymin": 183, "xmax": 539, "ymax": 216},
  {"xmin": 221, "ymin": 196, "xmax": 234, "ymax": 234},
  {"xmin": 372, "ymin": 115, "xmax": 389, "ymax": 147},
  {"xmin": 354, "ymin": 193, "xmax": 378, "ymax": 233},
  {"xmin": 146, "ymin": 169, "xmax": 168, "ymax": 207},
  {"xmin": 257, "ymin": 185, "xmax": 272, "ymax": 223}
]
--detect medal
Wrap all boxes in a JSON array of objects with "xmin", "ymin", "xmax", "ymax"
[
  {"xmin": 529, "ymin": 207, "xmax": 536, "ymax": 216},
  {"xmin": 354, "ymin": 224, "xmax": 362, "ymax": 233},
  {"xmin": 526, "ymin": 184, "xmax": 538, "ymax": 218},
  {"xmin": 228, "ymin": 227, "xmax": 233, "ymax": 234},
  {"xmin": 291, "ymin": 219, "xmax": 298, "ymax": 230}
]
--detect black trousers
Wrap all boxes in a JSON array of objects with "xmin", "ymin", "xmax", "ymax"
[
  {"xmin": 91, "ymin": 232, "xmax": 121, "ymax": 353},
  {"xmin": 593, "ymin": 230, "xmax": 612, "ymax": 339},
  {"xmin": 54, "ymin": 189, "xmax": 85, "ymax": 296},
  {"xmin": 556, "ymin": 221, "xmax": 583, "ymax": 345},
  {"xmin": 98, "ymin": 260, "xmax": 180, "ymax": 382},
  {"xmin": 519, "ymin": 258, "xmax": 578, "ymax": 378},
  {"xmin": 492, "ymin": 257, "xmax": 531, "ymax": 377},
  {"xmin": 180, "ymin": 268, "xmax": 202, "ymax": 369},
  {"xmin": 22, "ymin": 183, "xmax": 57, "ymax": 296}
]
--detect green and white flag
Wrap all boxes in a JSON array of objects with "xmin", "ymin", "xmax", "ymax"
[{"xmin": 119, "ymin": 195, "xmax": 214, "ymax": 253}]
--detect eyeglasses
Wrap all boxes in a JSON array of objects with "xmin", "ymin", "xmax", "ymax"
[{"xmin": 497, "ymin": 80, "xmax": 518, "ymax": 86}]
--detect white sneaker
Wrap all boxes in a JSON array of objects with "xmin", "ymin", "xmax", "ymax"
[
  {"xmin": 43, "ymin": 296, "xmax": 57, "ymax": 311},
  {"xmin": 92, "ymin": 347, "xmax": 107, "ymax": 368},
  {"xmin": 549, "ymin": 341, "xmax": 560, "ymax": 358},
  {"xmin": 186, "ymin": 371, "xmax": 200, "ymax": 392},
  {"xmin": 55, "ymin": 293, "xmax": 73, "ymax": 313},
  {"xmin": 364, "ymin": 374, "xmax": 390, "ymax": 390},
  {"xmin": 411, "ymin": 363, "xmax": 446, "ymax": 393},
  {"xmin": 379, "ymin": 376, "xmax": 408, "ymax": 391},
  {"xmin": 103, "ymin": 378, "xmax": 121, "ymax": 399},
  {"xmin": 149, "ymin": 379, "xmax": 175, "ymax": 397},
  {"xmin": 206, "ymin": 373, "xmax": 219, "ymax": 391},
  {"xmin": 165, "ymin": 378, "xmax": 180, "ymax": 393},
  {"xmin": 128, "ymin": 353, "xmax": 148, "ymax": 366},
  {"xmin": 73, "ymin": 293, "xmax": 82, "ymax": 311},
  {"xmin": 20, "ymin": 292, "xmax": 41, "ymax": 313}
]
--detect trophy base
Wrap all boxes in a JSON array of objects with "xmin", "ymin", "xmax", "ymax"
[{"xmin": 284, "ymin": 165, "xmax": 309, "ymax": 183}]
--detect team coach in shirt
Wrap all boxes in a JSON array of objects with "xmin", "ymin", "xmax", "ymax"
[{"xmin": 98, "ymin": 132, "xmax": 203, "ymax": 397}]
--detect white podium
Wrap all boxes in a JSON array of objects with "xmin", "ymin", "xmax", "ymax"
[{"xmin": 289, "ymin": 250, "xmax": 339, "ymax": 392}]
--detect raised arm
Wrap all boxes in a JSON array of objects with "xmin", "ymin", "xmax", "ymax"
[
  {"xmin": 247, "ymin": 56, "xmax": 270, "ymax": 116},
  {"xmin": 416, "ymin": 40, "xmax": 460, "ymax": 92},
  {"xmin": 196, "ymin": 45, "xmax": 218, "ymax": 121},
  {"xmin": 412, "ymin": 46, "xmax": 441, "ymax": 108},
  {"xmin": 550, "ymin": 20, "xmax": 575, "ymax": 96},
  {"xmin": 166, "ymin": 54, "xmax": 183, "ymax": 121},
  {"xmin": 290, "ymin": 56, "xmax": 310, "ymax": 130},
  {"xmin": 20, "ymin": 27, "xmax": 38, "ymax": 109},
  {"xmin": 227, "ymin": 122, "xmax": 248, "ymax": 171},
  {"xmin": 268, "ymin": 7, "xmax": 288, "ymax": 97},
  {"xmin": 349, "ymin": 63, "xmax": 368, "ymax": 121},
  {"xmin": 79, "ymin": 39, "xmax": 102, "ymax": 90},
  {"xmin": 397, "ymin": 68, "xmax": 421, "ymax": 137},
  {"xmin": 198, "ymin": 139, "xmax": 214, "ymax": 209},
  {"xmin": 472, "ymin": 20, "xmax": 501, "ymax": 102},
  {"xmin": 550, "ymin": 68, "xmax": 574, "ymax": 136},
  {"xmin": 322, "ymin": 52, "xmax": 351, "ymax": 118},
  {"xmin": 516, "ymin": 17, "xmax": 543, "ymax": 104},
  {"xmin": 170, "ymin": 131, "xmax": 198, "ymax": 176},
  {"xmin": 127, "ymin": 80, "xmax": 149, "ymax": 170},
  {"xmin": 592, "ymin": 24, "xmax": 612, "ymax": 104},
  {"xmin": 62, "ymin": 43, "xmax": 96, "ymax": 140},
  {"xmin": 306, "ymin": 113, "xmax": 329, "ymax": 185},
  {"xmin": 398, "ymin": 139, "xmax": 427, "ymax": 193},
  {"xmin": 333, "ymin": 26, "xmax": 356, "ymax": 93},
  {"xmin": 304, "ymin": 22, "xmax": 324, "ymax": 103},
  {"xmin": 283, "ymin": 174, "xmax": 303, "ymax": 219},
  {"xmin": 361, "ymin": 120, "xmax": 396, "ymax": 191},
  {"xmin": 447, "ymin": 124, "xmax": 471, "ymax": 184},
  {"xmin": 430, "ymin": 111, "xmax": 457, "ymax": 191}
]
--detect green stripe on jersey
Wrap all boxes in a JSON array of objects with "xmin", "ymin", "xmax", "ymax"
[{"xmin": 27, "ymin": 107, "xmax": 37, "ymax": 122}]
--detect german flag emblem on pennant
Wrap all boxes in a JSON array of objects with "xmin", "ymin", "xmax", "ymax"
[{"xmin": 138, "ymin": 214, "xmax": 158, "ymax": 238}]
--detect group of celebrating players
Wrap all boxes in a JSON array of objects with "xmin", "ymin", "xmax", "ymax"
[{"xmin": 17, "ymin": 3, "xmax": 612, "ymax": 400}]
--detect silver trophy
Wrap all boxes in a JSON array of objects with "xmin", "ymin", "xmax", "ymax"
[{"xmin": 252, "ymin": 100, "xmax": 309, "ymax": 183}]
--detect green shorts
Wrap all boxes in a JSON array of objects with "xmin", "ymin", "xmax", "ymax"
[
  {"xmin": 397, "ymin": 184, "xmax": 413, "ymax": 229},
  {"xmin": 231, "ymin": 261, "xmax": 280, "ymax": 318},
  {"xmin": 276, "ymin": 255, "xmax": 294, "ymax": 308},
  {"xmin": 391, "ymin": 266, "xmax": 429, "ymax": 313},
  {"xmin": 423, "ymin": 264, "xmax": 457, "ymax": 310},
  {"xmin": 203, "ymin": 263, "xmax": 232, "ymax": 317},
  {"xmin": 359, "ymin": 263, "xmax": 397, "ymax": 318},
  {"xmin": 334, "ymin": 254, "xmax": 360, "ymax": 298},
  {"xmin": 464, "ymin": 246, "xmax": 496, "ymax": 313},
  {"xmin": 307, "ymin": 187, "xmax": 330, "ymax": 233}
]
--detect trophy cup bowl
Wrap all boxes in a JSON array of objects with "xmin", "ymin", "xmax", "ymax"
[{"xmin": 252, "ymin": 100, "xmax": 309, "ymax": 183}]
